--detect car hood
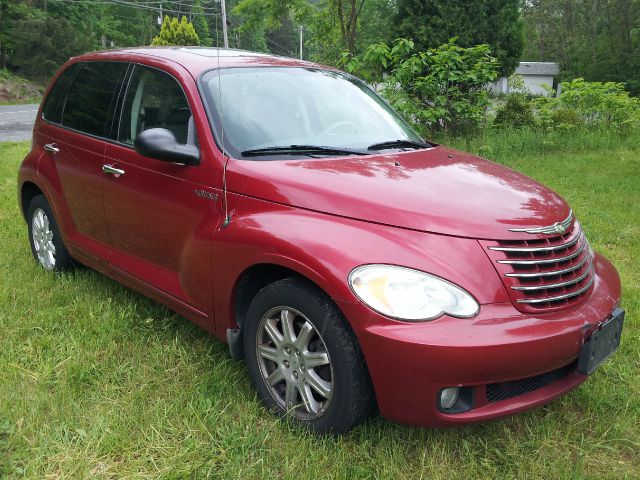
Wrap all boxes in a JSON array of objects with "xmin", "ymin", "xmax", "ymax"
[{"xmin": 226, "ymin": 146, "xmax": 570, "ymax": 240}]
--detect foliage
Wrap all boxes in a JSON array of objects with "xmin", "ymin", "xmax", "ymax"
[
  {"xmin": 352, "ymin": 38, "xmax": 499, "ymax": 135},
  {"xmin": 9, "ymin": 16, "xmax": 95, "ymax": 82},
  {"xmin": 521, "ymin": 0, "xmax": 640, "ymax": 95},
  {"xmin": 151, "ymin": 16, "xmax": 200, "ymax": 47},
  {"xmin": 192, "ymin": 0, "xmax": 213, "ymax": 46},
  {"xmin": 395, "ymin": 0, "xmax": 524, "ymax": 77},
  {"xmin": 534, "ymin": 78, "xmax": 640, "ymax": 130},
  {"xmin": 493, "ymin": 94, "xmax": 536, "ymax": 128}
]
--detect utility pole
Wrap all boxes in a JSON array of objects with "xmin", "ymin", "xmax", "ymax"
[
  {"xmin": 158, "ymin": 3, "xmax": 163, "ymax": 25},
  {"xmin": 299, "ymin": 25, "xmax": 303, "ymax": 59},
  {"xmin": 220, "ymin": 0, "xmax": 229, "ymax": 48}
]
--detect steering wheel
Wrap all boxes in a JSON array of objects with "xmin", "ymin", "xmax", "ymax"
[{"xmin": 323, "ymin": 120, "xmax": 358, "ymax": 135}]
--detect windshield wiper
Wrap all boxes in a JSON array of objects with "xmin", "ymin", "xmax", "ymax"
[
  {"xmin": 241, "ymin": 144, "xmax": 370, "ymax": 157},
  {"xmin": 367, "ymin": 139, "xmax": 431, "ymax": 151}
]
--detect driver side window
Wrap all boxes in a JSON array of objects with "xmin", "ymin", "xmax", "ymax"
[{"xmin": 119, "ymin": 65, "xmax": 194, "ymax": 145}]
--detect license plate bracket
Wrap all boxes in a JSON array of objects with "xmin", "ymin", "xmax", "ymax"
[{"xmin": 577, "ymin": 307, "xmax": 624, "ymax": 375}]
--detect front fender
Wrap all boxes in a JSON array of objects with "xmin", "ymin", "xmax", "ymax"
[{"xmin": 212, "ymin": 193, "xmax": 509, "ymax": 336}]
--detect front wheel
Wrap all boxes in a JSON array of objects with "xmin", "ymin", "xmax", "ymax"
[{"xmin": 243, "ymin": 277, "xmax": 375, "ymax": 435}]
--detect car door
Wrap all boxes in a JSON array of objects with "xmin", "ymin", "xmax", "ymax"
[
  {"xmin": 102, "ymin": 63, "xmax": 220, "ymax": 320},
  {"xmin": 36, "ymin": 61, "xmax": 129, "ymax": 260}
]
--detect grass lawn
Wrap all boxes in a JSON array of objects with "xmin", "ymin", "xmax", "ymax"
[{"xmin": 0, "ymin": 134, "xmax": 638, "ymax": 479}]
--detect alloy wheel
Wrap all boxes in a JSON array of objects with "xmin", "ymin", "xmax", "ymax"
[
  {"xmin": 256, "ymin": 306, "xmax": 333, "ymax": 420},
  {"xmin": 31, "ymin": 208, "xmax": 56, "ymax": 270}
]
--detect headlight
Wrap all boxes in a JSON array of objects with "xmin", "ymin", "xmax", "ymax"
[{"xmin": 348, "ymin": 264, "xmax": 479, "ymax": 321}]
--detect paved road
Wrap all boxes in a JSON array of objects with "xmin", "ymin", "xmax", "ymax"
[{"xmin": 0, "ymin": 104, "xmax": 39, "ymax": 142}]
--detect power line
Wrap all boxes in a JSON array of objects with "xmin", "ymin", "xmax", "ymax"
[{"xmin": 48, "ymin": 0, "xmax": 222, "ymax": 16}]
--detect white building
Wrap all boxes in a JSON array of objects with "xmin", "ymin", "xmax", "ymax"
[{"xmin": 490, "ymin": 62, "xmax": 560, "ymax": 96}]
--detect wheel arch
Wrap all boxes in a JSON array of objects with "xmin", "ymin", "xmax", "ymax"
[
  {"xmin": 227, "ymin": 261, "xmax": 355, "ymax": 360},
  {"xmin": 20, "ymin": 181, "xmax": 45, "ymax": 221}
]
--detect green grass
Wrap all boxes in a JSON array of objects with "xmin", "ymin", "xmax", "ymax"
[{"xmin": 1, "ymin": 134, "xmax": 638, "ymax": 479}]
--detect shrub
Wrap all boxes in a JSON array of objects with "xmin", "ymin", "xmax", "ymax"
[
  {"xmin": 534, "ymin": 78, "xmax": 640, "ymax": 131},
  {"xmin": 493, "ymin": 94, "xmax": 535, "ymax": 128},
  {"xmin": 348, "ymin": 38, "xmax": 499, "ymax": 135},
  {"xmin": 151, "ymin": 16, "xmax": 199, "ymax": 47}
]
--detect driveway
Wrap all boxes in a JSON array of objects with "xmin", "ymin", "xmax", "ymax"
[{"xmin": 0, "ymin": 104, "xmax": 39, "ymax": 142}]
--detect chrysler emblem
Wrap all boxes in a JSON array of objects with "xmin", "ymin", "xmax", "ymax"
[{"xmin": 509, "ymin": 210, "xmax": 574, "ymax": 234}]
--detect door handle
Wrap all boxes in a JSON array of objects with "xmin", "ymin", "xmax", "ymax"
[
  {"xmin": 44, "ymin": 143, "xmax": 59, "ymax": 153},
  {"xmin": 102, "ymin": 164, "xmax": 125, "ymax": 176}
]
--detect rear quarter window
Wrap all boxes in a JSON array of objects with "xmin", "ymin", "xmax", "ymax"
[
  {"xmin": 61, "ymin": 62, "xmax": 128, "ymax": 137},
  {"xmin": 41, "ymin": 64, "xmax": 79, "ymax": 124}
]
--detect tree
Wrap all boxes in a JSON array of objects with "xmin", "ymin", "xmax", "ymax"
[
  {"xmin": 521, "ymin": 0, "xmax": 640, "ymax": 95},
  {"xmin": 151, "ymin": 15, "xmax": 200, "ymax": 46},
  {"xmin": 395, "ymin": 0, "xmax": 523, "ymax": 76},
  {"xmin": 335, "ymin": 0, "xmax": 367, "ymax": 55},
  {"xmin": 192, "ymin": 0, "xmax": 213, "ymax": 46}
]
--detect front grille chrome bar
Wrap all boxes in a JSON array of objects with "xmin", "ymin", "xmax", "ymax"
[
  {"xmin": 504, "ymin": 253, "xmax": 592, "ymax": 278},
  {"xmin": 489, "ymin": 230, "xmax": 583, "ymax": 253},
  {"xmin": 511, "ymin": 264, "xmax": 593, "ymax": 291},
  {"xmin": 496, "ymin": 238, "xmax": 587, "ymax": 265},
  {"xmin": 516, "ymin": 276, "xmax": 595, "ymax": 304}
]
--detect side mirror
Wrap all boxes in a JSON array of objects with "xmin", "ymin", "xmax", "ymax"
[{"xmin": 134, "ymin": 128, "xmax": 200, "ymax": 166}]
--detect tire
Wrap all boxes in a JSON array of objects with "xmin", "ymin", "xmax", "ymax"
[
  {"xmin": 27, "ymin": 195, "xmax": 75, "ymax": 272},
  {"xmin": 243, "ymin": 277, "xmax": 375, "ymax": 435}
]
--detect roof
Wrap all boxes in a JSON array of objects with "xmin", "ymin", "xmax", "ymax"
[
  {"xmin": 515, "ymin": 62, "xmax": 560, "ymax": 76},
  {"xmin": 70, "ymin": 47, "xmax": 327, "ymax": 76}
]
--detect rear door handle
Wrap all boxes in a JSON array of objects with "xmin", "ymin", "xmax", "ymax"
[
  {"xmin": 102, "ymin": 164, "xmax": 125, "ymax": 176},
  {"xmin": 44, "ymin": 143, "xmax": 59, "ymax": 153}
]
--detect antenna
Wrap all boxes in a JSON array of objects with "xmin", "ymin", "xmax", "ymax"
[{"xmin": 215, "ymin": 12, "xmax": 232, "ymax": 228}]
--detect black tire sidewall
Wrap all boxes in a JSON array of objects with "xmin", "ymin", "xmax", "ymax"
[
  {"xmin": 243, "ymin": 277, "xmax": 374, "ymax": 435},
  {"xmin": 27, "ymin": 195, "xmax": 73, "ymax": 271}
]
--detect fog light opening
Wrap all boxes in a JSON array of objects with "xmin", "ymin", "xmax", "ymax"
[{"xmin": 440, "ymin": 387, "xmax": 460, "ymax": 410}]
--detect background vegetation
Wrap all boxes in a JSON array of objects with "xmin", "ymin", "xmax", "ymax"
[{"xmin": 0, "ymin": 0, "xmax": 638, "ymax": 94}]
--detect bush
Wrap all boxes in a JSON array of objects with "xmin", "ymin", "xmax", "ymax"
[
  {"xmin": 347, "ymin": 38, "xmax": 499, "ymax": 135},
  {"xmin": 493, "ymin": 94, "xmax": 535, "ymax": 128},
  {"xmin": 534, "ymin": 78, "xmax": 640, "ymax": 131}
]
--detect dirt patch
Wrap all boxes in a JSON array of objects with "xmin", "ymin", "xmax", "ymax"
[{"xmin": 0, "ymin": 70, "xmax": 43, "ymax": 103}]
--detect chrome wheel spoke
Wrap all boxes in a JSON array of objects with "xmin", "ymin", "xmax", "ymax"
[
  {"xmin": 280, "ymin": 309, "xmax": 296, "ymax": 343},
  {"xmin": 305, "ymin": 370, "xmax": 331, "ymax": 398},
  {"xmin": 284, "ymin": 379, "xmax": 296, "ymax": 407},
  {"xmin": 303, "ymin": 351, "xmax": 329, "ymax": 368},
  {"xmin": 258, "ymin": 345, "xmax": 280, "ymax": 363},
  {"xmin": 295, "ymin": 321, "xmax": 314, "ymax": 350},
  {"xmin": 298, "ymin": 384, "xmax": 320, "ymax": 414},
  {"xmin": 266, "ymin": 368, "xmax": 285, "ymax": 386},
  {"xmin": 264, "ymin": 318, "xmax": 284, "ymax": 347}
]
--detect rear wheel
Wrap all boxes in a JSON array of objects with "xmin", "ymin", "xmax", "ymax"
[
  {"xmin": 27, "ymin": 195, "xmax": 74, "ymax": 271},
  {"xmin": 243, "ymin": 277, "xmax": 375, "ymax": 435}
]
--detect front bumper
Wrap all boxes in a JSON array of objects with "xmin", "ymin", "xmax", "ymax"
[{"xmin": 336, "ymin": 253, "xmax": 622, "ymax": 427}]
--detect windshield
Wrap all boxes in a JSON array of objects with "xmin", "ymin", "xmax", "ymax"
[{"xmin": 200, "ymin": 67, "xmax": 425, "ymax": 159}]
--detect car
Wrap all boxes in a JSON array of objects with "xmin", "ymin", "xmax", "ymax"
[{"xmin": 18, "ymin": 47, "xmax": 624, "ymax": 435}]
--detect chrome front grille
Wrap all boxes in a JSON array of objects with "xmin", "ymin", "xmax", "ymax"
[{"xmin": 483, "ymin": 218, "xmax": 596, "ymax": 312}]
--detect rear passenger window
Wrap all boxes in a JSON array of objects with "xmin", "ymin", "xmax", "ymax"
[
  {"xmin": 42, "ymin": 64, "xmax": 78, "ymax": 123},
  {"xmin": 119, "ymin": 65, "xmax": 193, "ymax": 145},
  {"xmin": 62, "ymin": 62, "xmax": 128, "ymax": 137}
]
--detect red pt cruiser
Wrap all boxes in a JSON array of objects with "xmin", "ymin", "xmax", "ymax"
[{"xmin": 18, "ymin": 48, "xmax": 624, "ymax": 434}]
